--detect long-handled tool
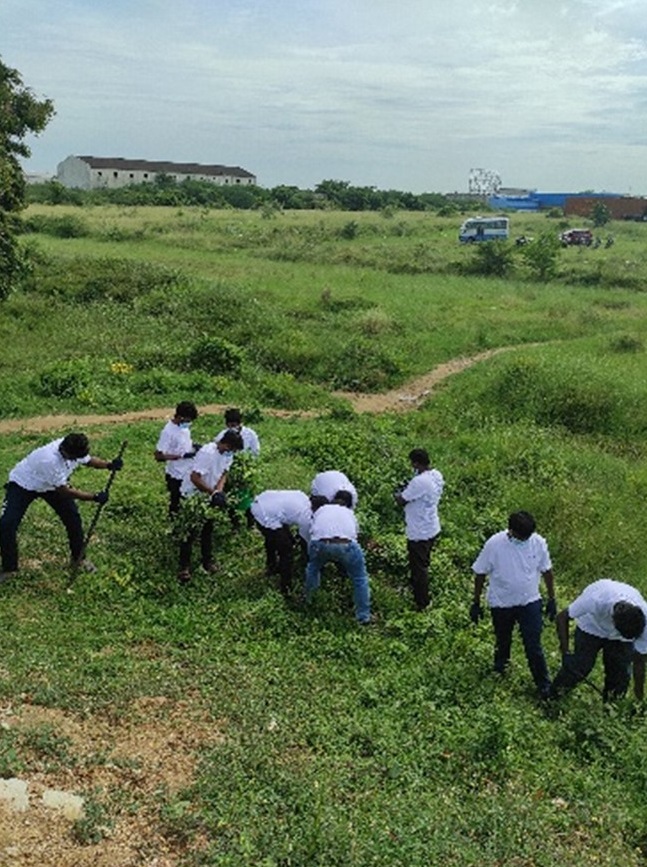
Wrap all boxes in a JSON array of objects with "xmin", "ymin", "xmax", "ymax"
[{"xmin": 70, "ymin": 439, "xmax": 128, "ymax": 581}]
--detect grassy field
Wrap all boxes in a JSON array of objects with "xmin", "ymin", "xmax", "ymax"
[{"xmin": 1, "ymin": 206, "xmax": 647, "ymax": 864}]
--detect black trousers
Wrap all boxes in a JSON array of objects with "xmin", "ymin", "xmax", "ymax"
[
  {"xmin": 0, "ymin": 481, "xmax": 84, "ymax": 572},
  {"xmin": 256, "ymin": 522, "xmax": 296, "ymax": 595},
  {"xmin": 178, "ymin": 519, "xmax": 214, "ymax": 572},
  {"xmin": 165, "ymin": 474, "xmax": 182, "ymax": 517},
  {"xmin": 552, "ymin": 626, "xmax": 633, "ymax": 700},
  {"xmin": 407, "ymin": 534, "xmax": 439, "ymax": 610}
]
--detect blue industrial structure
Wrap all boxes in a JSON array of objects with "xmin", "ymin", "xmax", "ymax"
[{"xmin": 488, "ymin": 191, "xmax": 624, "ymax": 211}]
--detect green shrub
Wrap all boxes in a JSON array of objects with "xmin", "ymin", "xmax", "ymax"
[
  {"xmin": 467, "ymin": 240, "xmax": 515, "ymax": 277},
  {"xmin": 22, "ymin": 213, "xmax": 90, "ymax": 238},
  {"xmin": 608, "ymin": 333, "xmax": 643, "ymax": 353},
  {"xmin": 187, "ymin": 335, "xmax": 245, "ymax": 374},
  {"xmin": 36, "ymin": 359, "xmax": 93, "ymax": 399}
]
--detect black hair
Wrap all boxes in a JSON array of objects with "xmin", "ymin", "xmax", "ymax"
[
  {"xmin": 310, "ymin": 495, "xmax": 329, "ymax": 512},
  {"xmin": 175, "ymin": 401, "xmax": 198, "ymax": 421},
  {"xmin": 508, "ymin": 511, "xmax": 536, "ymax": 541},
  {"xmin": 613, "ymin": 601, "xmax": 646, "ymax": 640},
  {"xmin": 220, "ymin": 429, "xmax": 244, "ymax": 451},
  {"xmin": 225, "ymin": 407, "xmax": 242, "ymax": 426},
  {"xmin": 409, "ymin": 448, "xmax": 430, "ymax": 467},
  {"xmin": 60, "ymin": 433, "xmax": 90, "ymax": 459},
  {"xmin": 333, "ymin": 489, "xmax": 353, "ymax": 509}
]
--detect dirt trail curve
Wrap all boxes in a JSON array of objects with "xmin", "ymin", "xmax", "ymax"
[{"xmin": 0, "ymin": 347, "xmax": 511, "ymax": 435}]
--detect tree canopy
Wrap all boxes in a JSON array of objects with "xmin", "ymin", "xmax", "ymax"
[{"xmin": 0, "ymin": 57, "xmax": 54, "ymax": 298}]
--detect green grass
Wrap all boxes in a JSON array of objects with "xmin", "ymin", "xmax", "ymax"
[{"xmin": 2, "ymin": 206, "xmax": 647, "ymax": 863}]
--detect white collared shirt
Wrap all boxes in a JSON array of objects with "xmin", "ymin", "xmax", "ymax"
[
  {"xmin": 250, "ymin": 490, "xmax": 312, "ymax": 541},
  {"xmin": 472, "ymin": 530, "xmax": 552, "ymax": 608},
  {"xmin": 9, "ymin": 438, "xmax": 91, "ymax": 492},
  {"xmin": 180, "ymin": 443, "xmax": 230, "ymax": 496},
  {"xmin": 310, "ymin": 504, "xmax": 359, "ymax": 542},
  {"xmin": 310, "ymin": 471, "xmax": 358, "ymax": 508},
  {"xmin": 156, "ymin": 420, "xmax": 194, "ymax": 480},
  {"xmin": 401, "ymin": 468, "xmax": 444, "ymax": 541},
  {"xmin": 569, "ymin": 579, "xmax": 647, "ymax": 653}
]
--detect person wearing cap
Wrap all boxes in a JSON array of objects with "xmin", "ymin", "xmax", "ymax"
[
  {"xmin": 470, "ymin": 510, "xmax": 556, "ymax": 699},
  {"xmin": 394, "ymin": 448, "xmax": 444, "ymax": 610},
  {"xmin": 154, "ymin": 400, "xmax": 201, "ymax": 516},
  {"xmin": 304, "ymin": 490, "xmax": 372, "ymax": 625},
  {"xmin": 0, "ymin": 433, "xmax": 122, "ymax": 580},
  {"xmin": 250, "ymin": 489, "xmax": 312, "ymax": 596},
  {"xmin": 550, "ymin": 579, "xmax": 647, "ymax": 701},
  {"xmin": 310, "ymin": 470, "xmax": 358, "ymax": 509},
  {"xmin": 176, "ymin": 428, "xmax": 243, "ymax": 584}
]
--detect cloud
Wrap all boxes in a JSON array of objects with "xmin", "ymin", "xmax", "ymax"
[{"xmin": 2, "ymin": 0, "xmax": 647, "ymax": 191}]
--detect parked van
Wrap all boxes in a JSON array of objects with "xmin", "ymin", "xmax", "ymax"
[{"xmin": 459, "ymin": 216, "xmax": 510, "ymax": 243}]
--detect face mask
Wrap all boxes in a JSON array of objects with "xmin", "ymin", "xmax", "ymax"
[
  {"xmin": 178, "ymin": 422, "xmax": 191, "ymax": 430},
  {"xmin": 508, "ymin": 534, "xmax": 527, "ymax": 547}
]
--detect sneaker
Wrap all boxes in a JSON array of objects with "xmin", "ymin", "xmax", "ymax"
[
  {"xmin": 202, "ymin": 562, "xmax": 220, "ymax": 575},
  {"xmin": 177, "ymin": 570, "xmax": 191, "ymax": 585},
  {"xmin": 0, "ymin": 571, "xmax": 17, "ymax": 584}
]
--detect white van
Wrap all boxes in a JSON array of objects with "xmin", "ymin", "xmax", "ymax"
[{"xmin": 459, "ymin": 216, "xmax": 510, "ymax": 243}]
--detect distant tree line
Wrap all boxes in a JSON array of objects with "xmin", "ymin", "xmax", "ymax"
[{"xmin": 26, "ymin": 174, "xmax": 480, "ymax": 213}]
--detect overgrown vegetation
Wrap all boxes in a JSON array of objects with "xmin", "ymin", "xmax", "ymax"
[{"xmin": 1, "ymin": 205, "xmax": 647, "ymax": 864}]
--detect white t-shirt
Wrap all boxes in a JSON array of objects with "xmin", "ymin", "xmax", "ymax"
[
  {"xmin": 215, "ymin": 426, "xmax": 260, "ymax": 456},
  {"xmin": 156, "ymin": 420, "xmax": 194, "ymax": 481},
  {"xmin": 568, "ymin": 579, "xmax": 647, "ymax": 654},
  {"xmin": 310, "ymin": 471, "xmax": 358, "ymax": 508},
  {"xmin": 472, "ymin": 530, "xmax": 552, "ymax": 608},
  {"xmin": 310, "ymin": 504, "xmax": 359, "ymax": 542},
  {"xmin": 180, "ymin": 443, "xmax": 230, "ymax": 497},
  {"xmin": 9, "ymin": 438, "xmax": 91, "ymax": 492},
  {"xmin": 250, "ymin": 490, "xmax": 312, "ymax": 541},
  {"xmin": 401, "ymin": 469, "xmax": 444, "ymax": 541}
]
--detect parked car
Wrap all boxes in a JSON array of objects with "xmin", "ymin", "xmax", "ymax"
[{"xmin": 560, "ymin": 228, "xmax": 593, "ymax": 247}]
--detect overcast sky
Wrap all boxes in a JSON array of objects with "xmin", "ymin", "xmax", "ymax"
[{"xmin": 3, "ymin": 0, "xmax": 647, "ymax": 193}]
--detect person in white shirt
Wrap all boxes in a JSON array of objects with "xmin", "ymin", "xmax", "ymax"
[
  {"xmin": 177, "ymin": 429, "xmax": 243, "ymax": 584},
  {"xmin": 0, "ymin": 433, "xmax": 122, "ymax": 579},
  {"xmin": 250, "ymin": 490, "xmax": 312, "ymax": 596},
  {"xmin": 550, "ymin": 579, "xmax": 647, "ymax": 701},
  {"xmin": 214, "ymin": 407, "xmax": 260, "ymax": 529},
  {"xmin": 394, "ymin": 448, "xmax": 444, "ymax": 610},
  {"xmin": 154, "ymin": 401, "xmax": 200, "ymax": 516},
  {"xmin": 304, "ymin": 491, "xmax": 371, "ymax": 625},
  {"xmin": 310, "ymin": 470, "xmax": 358, "ymax": 509},
  {"xmin": 471, "ymin": 511, "xmax": 556, "ymax": 699},
  {"xmin": 214, "ymin": 407, "xmax": 260, "ymax": 457}
]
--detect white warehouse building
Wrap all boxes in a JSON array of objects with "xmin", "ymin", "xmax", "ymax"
[{"xmin": 56, "ymin": 155, "xmax": 257, "ymax": 189}]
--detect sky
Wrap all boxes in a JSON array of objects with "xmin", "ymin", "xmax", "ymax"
[{"xmin": 2, "ymin": 0, "xmax": 647, "ymax": 194}]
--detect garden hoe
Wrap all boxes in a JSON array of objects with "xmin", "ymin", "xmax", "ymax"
[{"xmin": 69, "ymin": 440, "xmax": 128, "ymax": 583}]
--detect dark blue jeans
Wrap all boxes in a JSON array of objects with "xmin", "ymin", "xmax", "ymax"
[
  {"xmin": 0, "ymin": 481, "xmax": 84, "ymax": 572},
  {"xmin": 490, "ymin": 599, "xmax": 550, "ymax": 691},
  {"xmin": 552, "ymin": 626, "xmax": 633, "ymax": 700}
]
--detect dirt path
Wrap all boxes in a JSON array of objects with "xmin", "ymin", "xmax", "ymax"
[{"xmin": 0, "ymin": 347, "xmax": 511, "ymax": 434}]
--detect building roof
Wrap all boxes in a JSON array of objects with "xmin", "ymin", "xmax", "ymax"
[{"xmin": 76, "ymin": 156, "xmax": 255, "ymax": 179}]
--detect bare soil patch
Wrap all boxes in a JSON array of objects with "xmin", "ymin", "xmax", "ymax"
[{"xmin": 0, "ymin": 697, "xmax": 224, "ymax": 866}]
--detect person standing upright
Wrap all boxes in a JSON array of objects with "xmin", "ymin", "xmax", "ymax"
[
  {"xmin": 470, "ymin": 510, "xmax": 556, "ymax": 699},
  {"xmin": 394, "ymin": 448, "xmax": 444, "ymax": 610},
  {"xmin": 154, "ymin": 401, "xmax": 200, "ymax": 516}
]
